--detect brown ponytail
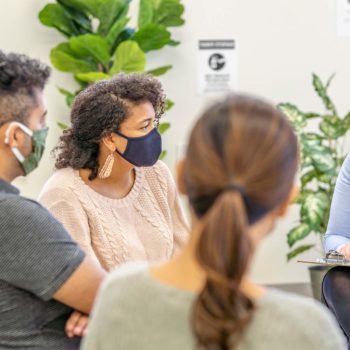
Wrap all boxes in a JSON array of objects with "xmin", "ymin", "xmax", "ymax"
[
  {"xmin": 185, "ymin": 94, "xmax": 298, "ymax": 349},
  {"xmin": 193, "ymin": 191, "xmax": 254, "ymax": 349}
]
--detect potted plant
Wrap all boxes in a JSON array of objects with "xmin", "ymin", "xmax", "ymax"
[
  {"xmin": 278, "ymin": 73, "xmax": 350, "ymax": 300},
  {"xmin": 38, "ymin": 0, "xmax": 185, "ymax": 159}
]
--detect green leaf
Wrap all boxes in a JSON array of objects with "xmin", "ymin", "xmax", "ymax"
[
  {"xmin": 301, "ymin": 132, "xmax": 323, "ymax": 144},
  {"xmin": 319, "ymin": 115, "xmax": 345, "ymax": 139},
  {"xmin": 57, "ymin": 0, "xmax": 99, "ymax": 17},
  {"xmin": 132, "ymin": 23, "xmax": 171, "ymax": 52},
  {"xmin": 50, "ymin": 43, "xmax": 97, "ymax": 73},
  {"xmin": 160, "ymin": 150, "xmax": 167, "ymax": 159},
  {"xmin": 304, "ymin": 112, "xmax": 320, "ymax": 119},
  {"xmin": 300, "ymin": 170, "xmax": 317, "ymax": 187},
  {"xmin": 316, "ymin": 172, "xmax": 333, "ymax": 184},
  {"xmin": 300, "ymin": 134, "xmax": 324, "ymax": 161},
  {"xmin": 342, "ymin": 112, "xmax": 350, "ymax": 132},
  {"xmin": 58, "ymin": 0, "xmax": 131, "ymax": 35},
  {"xmin": 310, "ymin": 147, "xmax": 336, "ymax": 174},
  {"xmin": 302, "ymin": 143, "xmax": 336, "ymax": 174},
  {"xmin": 296, "ymin": 190, "xmax": 312, "ymax": 205},
  {"xmin": 70, "ymin": 34, "xmax": 111, "ymax": 66},
  {"xmin": 165, "ymin": 99, "xmax": 174, "ymax": 111},
  {"xmin": 278, "ymin": 103, "xmax": 306, "ymax": 132},
  {"xmin": 75, "ymin": 72, "xmax": 111, "ymax": 83},
  {"xmin": 58, "ymin": 87, "xmax": 75, "ymax": 107},
  {"xmin": 106, "ymin": 16, "xmax": 130, "ymax": 49},
  {"xmin": 147, "ymin": 65, "xmax": 172, "ymax": 76},
  {"xmin": 57, "ymin": 0, "xmax": 93, "ymax": 33},
  {"xmin": 151, "ymin": 0, "xmax": 162, "ymax": 8},
  {"xmin": 287, "ymin": 224, "xmax": 312, "ymax": 247},
  {"xmin": 153, "ymin": 0, "xmax": 185, "ymax": 27},
  {"xmin": 159, "ymin": 122, "xmax": 170, "ymax": 134},
  {"xmin": 312, "ymin": 73, "xmax": 337, "ymax": 116},
  {"xmin": 301, "ymin": 157, "xmax": 313, "ymax": 171},
  {"xmin": 287, "ymin": 244, "xmax": 315, "ymax": 261},
  {"xmin": 139, "ymin": 0, "xmax": 154, "ymax": 27},
  {"xmin": 97, "ymin": 0, "xmax": 131, "ymax": 36},
  {"xmin": 113, "ymin": 27, "xmax": 135, "ymax": 49},
  {"xmin": 39, "ymin": 3, "xmax": 78, "ymax": 37},
  {"xmin": 169, "ymin": 39, "xmax": 180, "ymax": 46},
  {"xmin": 301, "ymin": 192, "xmax": 329, "ymax": 229},
  {"xmin": 110, "ymin": 40, "xmax": 146, "ymax": 74},
  {"xmin": 325, "ymin": 73, "xmax": 336, "ymax": 91},
  {"xmin": 57, "ymin": 122, "xmax": 69, "ymax": 129}
]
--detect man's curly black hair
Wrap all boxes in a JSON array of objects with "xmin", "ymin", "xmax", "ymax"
[
  {"xmin": 54, "ymin": 73, "xmax": 166, "ymax": 180},
  {"xmin": 0, "ymin": 50, "xmax": 51, "ymax": 126}
]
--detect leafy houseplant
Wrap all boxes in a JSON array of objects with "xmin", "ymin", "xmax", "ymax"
[
  {"xmin": 38, "ymin": 0, "xmax": 185, "ymax": 158},
  {"xmin": 279, "ymin": 74, "xmax": 350, "ymax": 261}
]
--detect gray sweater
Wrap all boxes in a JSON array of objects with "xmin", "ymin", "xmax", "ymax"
[{"xmin": 82, "ymin": 262, "xmax": 346, "ymax": 350}]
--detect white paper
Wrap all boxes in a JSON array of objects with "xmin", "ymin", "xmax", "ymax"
[
  {"xmin": 197, "ymin": 40, "xmax": 238, "ymax": 94},
  {"xmin": 337, "ymin": 0, "xmax": 350, "ymax": 37}
]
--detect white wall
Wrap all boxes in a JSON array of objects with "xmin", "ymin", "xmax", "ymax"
[{"xmin": 1, "ymin": 0, "xmax": 349, "ymax": 284}]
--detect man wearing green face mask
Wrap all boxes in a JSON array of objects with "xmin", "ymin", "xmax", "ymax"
[
  {"xmin": 0, "ymin": 51, "xmax": 106, "ymax": 349},
  {"xmin": 4, "ymin": 121, "xmax": 48, "ymax": 175}
]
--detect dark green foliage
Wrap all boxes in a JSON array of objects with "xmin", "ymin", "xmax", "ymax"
[{"xmin": 39, "ymin": 0, "xmax": 185, "ymax": 143}]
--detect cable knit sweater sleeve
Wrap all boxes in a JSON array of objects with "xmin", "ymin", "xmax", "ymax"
[
  {"xmin": 39, "ymin": 187, "xmax": 100, "ymax": 264},
  {"xmin": 157, "ymin": 161, "xmax": 189, "ymax": 256}
]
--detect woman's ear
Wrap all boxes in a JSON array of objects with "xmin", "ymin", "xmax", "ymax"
[
  {"xmin": 276, "ymin": 184, "xmax": 299, "ymax": 217},
  {"xmin": 176, "ymin": 159, "xmax": 187, "ymax": 195},
  {"xmin": 101, "ymin": 133, "xmax": 117, "ymax": 152}
]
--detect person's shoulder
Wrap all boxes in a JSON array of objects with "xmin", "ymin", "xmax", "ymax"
[
  {"xmin": 0, "ymin": 193, "xmax": 62, "ymax": 230},
  {"xmin": 262, "ymin": 289, "xmax": 331, "ymax": 321},
  {"xmin": 153, "ymin": 160, "xmax": 170, "ymax": 172},
  {"xmin": 0, "ymin": 192, "xmax": 44, "ymax": 215},
  {"xmin": 143, "ymin": 160, "xmax": 175, "ymax": 193},
  {"xmin": 256, "ymin": 289, "xmax": 346, "ymax": 346},
  {"xmin": 38, "ymin": 168, "xmax": 77, "ymax": 201},
  {"xmin": 107, "ymin": 262, "xmax": 149, "ymax": 286},
  {"xmin": 44, "ymin": 167, "xmax": 76, "ymax": 189},
  {"xmin": 98, "ymin": 262, "xmax": 150, "ymax": 299},
  {"xmin": 144, "ymin": 160, "xmax": 172, "ymax": 178}
]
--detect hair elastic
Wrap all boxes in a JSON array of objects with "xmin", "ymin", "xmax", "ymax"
[{"xmin": 222, "ymin": 183, "xmax": 246, "ymax": 196}]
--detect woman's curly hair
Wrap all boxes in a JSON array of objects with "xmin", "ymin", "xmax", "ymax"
[{"xmin": 54, "ymin": 73, "xmax": 166, "ymax": 180}]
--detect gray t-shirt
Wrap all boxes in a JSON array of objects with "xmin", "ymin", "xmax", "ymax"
[
  {"xmin": 0, "ymin": 179, "xmax": 85, "ymax": 349},
  {"xmin": 83, "ymin": 262, "xmax": 347, "ymax": 350}
]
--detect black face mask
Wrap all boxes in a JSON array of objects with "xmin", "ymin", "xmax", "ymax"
[{"xmin": 115, "ymin": 128, "xmax": 162, "ymax": 167}]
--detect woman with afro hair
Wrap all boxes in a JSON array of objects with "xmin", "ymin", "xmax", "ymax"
[{"xmin": 39, "ymin": 73, "xmax": 189, "ymax": 271}]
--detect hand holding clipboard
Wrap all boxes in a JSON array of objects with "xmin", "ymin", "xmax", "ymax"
[{"xmin": 298, "ymin": 250, "xmax": 350, "ymax": 266}]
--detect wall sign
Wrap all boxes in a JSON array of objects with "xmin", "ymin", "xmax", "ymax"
[{"xmin": 197, "ymin": 40, "xmax": 237, "ymax": 94}]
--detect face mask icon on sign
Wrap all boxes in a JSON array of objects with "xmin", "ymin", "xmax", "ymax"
[{"xmin": 208, "ymin": 53, "xmax": 225, "ymax": 71}]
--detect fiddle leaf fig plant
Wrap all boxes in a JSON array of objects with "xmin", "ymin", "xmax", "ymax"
[
  {"xmin": 39, "ymin": 0, "xmax": 185, "ymax": 159},
  {"xmin": 278, "ymin": 73, "xmax": 350, "ymax": 261}
]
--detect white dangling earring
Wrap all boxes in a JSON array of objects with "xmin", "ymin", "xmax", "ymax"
[{"xmin": 98, "ymin": 152, "xmax": 115, "ymax": 179}]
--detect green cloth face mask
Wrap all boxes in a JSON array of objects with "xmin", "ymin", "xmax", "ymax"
[{"xmin": 5, "ymin": 122, "xmax": 48, "ymax": 175}]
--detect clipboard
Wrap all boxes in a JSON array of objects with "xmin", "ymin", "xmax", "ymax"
[{"xmin": 298, "ymin": 250, "xmax": 350, "ymax": 267}]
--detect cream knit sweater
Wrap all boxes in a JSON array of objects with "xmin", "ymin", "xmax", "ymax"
[{"xmin": 38, "ymin": 161, "xmax": 189, "ymax": 271}]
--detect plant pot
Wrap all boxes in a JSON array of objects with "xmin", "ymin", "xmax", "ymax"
[{"xmin": 308, "ymin": 265, "xmax": 331, "ymax": 301}]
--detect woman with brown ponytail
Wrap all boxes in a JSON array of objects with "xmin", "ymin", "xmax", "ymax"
[{"xmin": 82, "ymin": 94, "xmax": 346, "ymax": 350}]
